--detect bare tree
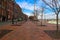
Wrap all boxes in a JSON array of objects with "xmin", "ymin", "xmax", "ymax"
[
  {"xmin": 42, "ymin": 0, "xmax": 60, "ymax": 31},
  {"xmin": 41, "ymin": 7, "xmax": 45, "ymax": 26},
  {"xmin": 35, "ymin": 10, "xmax": 40, "ymax": 19},
  {"xmin": 38, "ymin": 7, "xmax": 45, "ymax": 26}
]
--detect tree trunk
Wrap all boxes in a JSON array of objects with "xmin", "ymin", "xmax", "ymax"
[
  {"xmin": 6, "ymin": 13, "xmax": 8, "ymax": 21},
  {"xmin": 56, "ymin": 14, "xmax": 58, "ymax": 32},
  {"xmin": 12, "ymin": 15, "xmax": 14, "ymax": 24}
]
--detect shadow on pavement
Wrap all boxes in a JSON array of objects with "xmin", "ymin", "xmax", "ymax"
[{"xmin": 11, "ymin": 24, "xmax": 21, "ymax": 26}]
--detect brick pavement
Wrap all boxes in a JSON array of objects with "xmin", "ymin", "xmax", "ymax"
[{"xmin": 0, "ymin": 21, "xmax": 58, "ymax": 40}]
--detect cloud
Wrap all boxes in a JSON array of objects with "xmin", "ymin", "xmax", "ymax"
[
  {"xmin": 38, "ymin": 12, "xmax": 60, "ymax": 19},
  {"xmin": 44, "ymin": 12, "xmax": 56, "ymax": 19},
  {"xmin": 16, "ymin": 1, "xmax": 34, "ymax": 11},
  {"xmin": 16, "ymin": 0, "xmax": 43, "ymax": 11},
  {"xmin": 16, "ymin": 0, "xmax": 60, "ymax": 19},
  {"xmin": 23, "ymin": 12, "xmax": 33, "ymax": 17},
  {"xmin": 16, "ymin": 0, "xmax": 41, "ymax": 17}
]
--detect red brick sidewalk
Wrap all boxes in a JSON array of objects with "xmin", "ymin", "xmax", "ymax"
[{"xmin": 0, "ymin": 21, "xmax": 57, "ymax": 40}]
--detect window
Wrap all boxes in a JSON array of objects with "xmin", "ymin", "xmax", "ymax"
[
  {"xmin": 4, "ymin": 0, "xmax": 7, "ymax": 1},
  {"xmin": 0, "ymin": 1, "xmax": 2, "ymax": 8},
  {"xmin": 0, "ymin": 5, "xmax": 2, "ymax": 8},
  {"xmin": 12, "ymin": 0, "xmax": 14, "ymax": 1},
  {"xmin": 0, "ymin": 0, "xmax": 1, "ymax": 2},
  {"xmin": 0, "ymin": 0, "xmax": 2, "ymax": 6}
]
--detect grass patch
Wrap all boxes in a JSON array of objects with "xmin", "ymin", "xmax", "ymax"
[
  {"xmin": 0, "ymin": 30, "xmax": 12, "ymax": 38},
  {"xmin": 44, "ymin": 30, "xmax": 60, "ymax": 39}
]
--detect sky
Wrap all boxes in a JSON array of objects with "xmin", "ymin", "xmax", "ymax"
[{"xmin": 15, "ymin": 0, "xmax": 60, "ymax": 19}]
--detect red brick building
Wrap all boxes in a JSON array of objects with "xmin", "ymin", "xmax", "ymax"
[{"xmin": 0, "ymin": 0, "xmax": 26, "ymax": 22}]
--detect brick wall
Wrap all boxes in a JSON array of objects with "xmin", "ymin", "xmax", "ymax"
[{"xmin": 0, "ymin": 0, "xmax": 23, "ymax": 22}]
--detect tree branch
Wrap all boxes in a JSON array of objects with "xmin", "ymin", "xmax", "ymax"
[{"xmin": 42, "ymin": 0, "xmax": 56, "ymax": 12}]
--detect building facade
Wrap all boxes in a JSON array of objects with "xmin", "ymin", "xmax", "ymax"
[{"xmin": 0, "ymin": 0, "xmax": 26, "ymax": 22}]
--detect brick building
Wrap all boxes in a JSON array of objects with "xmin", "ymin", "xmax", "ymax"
[
  {"xmin": 22, "ymin": 14, "xmax": 28, "ymax": 21},
  {"xmin": 0, "ymin": 0, "xmax": 26, "ymax": 22}
]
